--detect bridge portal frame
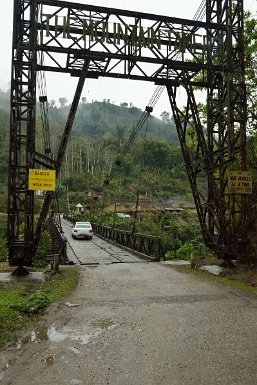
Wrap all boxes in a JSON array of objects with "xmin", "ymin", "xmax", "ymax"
[{"xmin": 8, "ymin": 0, "xmax": 248, "ymax": 266}]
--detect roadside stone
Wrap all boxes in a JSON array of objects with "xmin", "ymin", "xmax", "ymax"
[
  {"xmin": 161, "ymin": 260, "xmax": 191, "ymax": 265},
  {"xmin": 199, "ymin": 265, "xmax": 224, "ymax": 276}
]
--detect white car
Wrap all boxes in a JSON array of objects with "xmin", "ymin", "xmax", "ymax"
[{"xmin": 71, "ymin": 222, "xmax": 93, "ymax": 240}]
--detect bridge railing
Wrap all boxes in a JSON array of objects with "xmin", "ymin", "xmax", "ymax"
[
  {"xmin": 62, "ymin": 215, "xmax": 164, "ymax": 260},
  {"xmin": 48, "ymin": 216, "xmax": 68, "ymax": 264},
  {"xmin": 92, "ymin": 223, "xmax": 164, "ymax": 261}
]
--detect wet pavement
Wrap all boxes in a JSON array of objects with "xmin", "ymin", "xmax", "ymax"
[
  {"xmin": 1, "ymin": 261, "xmax": 257, "ymax": 384},
  {"xmin": 1, "ymin": 222, "xmax": 257, "ymax": 384}
]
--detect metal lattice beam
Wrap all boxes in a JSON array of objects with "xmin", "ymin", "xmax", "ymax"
[
  {"xmin": 167, "ymin": 0, "xmax": 249, "ymax": 257},
  {"xmin": 8, "ymin": 0, "xmax": 37, "ymax": 266},
  {"xmin": 8, "ymin": 0, "xmax": 249, "ymax": 266},
  {"xmin": 205, "ymin": 0, "xmax": 249, "ymax": 255},
  {"xmin": 34, "ymin": 0, "xmax": 225, "ymax": 80}
]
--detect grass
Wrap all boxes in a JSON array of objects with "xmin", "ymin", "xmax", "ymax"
[
  {"xmin": 170, "ymin": 263, "xmax": 257, "ymax": 294},
  {"xmin": 0, "ymin": 265, "xmax": 79, "ymax": 349}
]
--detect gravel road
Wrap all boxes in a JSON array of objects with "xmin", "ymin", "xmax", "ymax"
[{"xmin": 1, "ymin": 258, "xmax": 257, "ymax": 384}]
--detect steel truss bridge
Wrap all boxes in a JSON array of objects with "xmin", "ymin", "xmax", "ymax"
[{"xmin": 8, "ymin": 0, "xmax": 250, "ymax": 269}]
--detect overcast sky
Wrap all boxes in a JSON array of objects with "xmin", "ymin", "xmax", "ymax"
[{"xmin": 0, "ymin": 0, "xmax": 257, "ymax": 118}]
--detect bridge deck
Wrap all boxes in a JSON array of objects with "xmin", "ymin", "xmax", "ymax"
[{"xmin": 62, "ymin": 218, "xmax": 146, "ymax": 265}]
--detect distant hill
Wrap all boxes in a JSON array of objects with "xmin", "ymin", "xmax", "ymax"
[
  {"xmin": 0, "ymin": 89, "xmax": 178, "ymax": 143},
  {"xmin": 48, "ymin": 99, "xmax": 178, "ymax": 142},
  {"xmin": 0, "ymin": 89, "xmax": 182, "ymax": 197}
]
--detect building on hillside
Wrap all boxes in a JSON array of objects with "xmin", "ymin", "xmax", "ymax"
[{"xmin": 84, "ymin": 189, "xmax": 103, "ymax": 199}]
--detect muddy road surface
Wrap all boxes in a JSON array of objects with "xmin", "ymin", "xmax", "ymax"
[{"xmin": 1, "ymin": 251, "xmax": 257, "ymax": 384}]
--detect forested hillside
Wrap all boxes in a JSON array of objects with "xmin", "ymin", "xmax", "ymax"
[
  {"xmin": 0, "ymin": 89, "xmax": 191, "ymax": 208},
  {"xmin": 48, "ymin": 97, "xmax": 178, "ymax": 142}
]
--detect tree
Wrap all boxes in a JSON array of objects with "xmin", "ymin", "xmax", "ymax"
[
  {"xmin": 49, "ymin": 100, "xmax": 56, "ymax": 109},
  {"xmin": 160, "ymin": 111, "xmax": 172, "ymax": 124},
  {"xmin": 58, "ymin": 97, "xmax": 68, "ymax": 108},
  {"xmin": 134, "ymin": 139, "xmax": 173, "ymax": 170},
  {"xmin": 244, "ymin": 11, "xmax": 257, "ymax": 134},
  {"xmin": 116, "ymin": 125, "xmax": 127, "ymax": 148}
]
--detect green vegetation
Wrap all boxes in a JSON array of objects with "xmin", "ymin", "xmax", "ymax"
[
  {"xmin": 165, "ymin": 240, "xmax": 212, "ymax": 261},
  {"xmin": 0, "ymin": 90, "xmax": 193, "ymax": 259},
  {"xmin": 0, "ymin": 89, "xmax": 185, "ymax": 211},
  {"xmin": 171, "ymin": 264, "xmax": 257, "ymax": 295},
  {"xmin": 0, "ymin": 266, "xmax": 78, "ymax": 349}
]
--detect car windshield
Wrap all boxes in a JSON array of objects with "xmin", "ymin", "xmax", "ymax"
[{"xmin": 75, "ymin": 224, "xmax": 91, "ymax": 228}]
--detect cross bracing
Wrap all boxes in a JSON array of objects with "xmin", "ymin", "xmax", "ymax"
[{"xmin": 8, "ymin": 0, "xmax": 249, "ymax": 267}]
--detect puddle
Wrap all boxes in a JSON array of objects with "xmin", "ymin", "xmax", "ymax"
[
  {"xmin": 48, "ymin": 327, "xmax": 67, "ymax": 342},
  {"xmin": 17, "ymin": 325, "xmax": 49, "ymax": 348},
  {"xmin": 0, "ymin": 372, "xmax": 5, "ymax": 381},
  {"xmin": 70, "ymin": 380, "xmax": 81, "ymax": 385},
  {"xmin": 45, "ymin": 356, "xmax": 54, "ymax": 365},
  {"xmin": 92, "ymin": 320, "xmax": 114, "ymax": 330},
  {"xmin": 17, "ymin": 324, "xmax": 100, "ymax": 349}
]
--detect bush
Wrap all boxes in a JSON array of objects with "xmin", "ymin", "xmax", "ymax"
[
  {"xmin": 175, "ymin": 242, "xmax": 194, "ymax": 260},
  {"xmin": 165, "ymin": 242, "xmax": 194, "ymax": 260},
  {"xmin": 165, "ymin": 240, "xmax": 212, "ymax": 261},
  {"xmin": 190, "ymin": 241, "xmax": 211, "ymax": 258},
  {"xmin": 164, "ymin": 250, "xmax": 176, "ymax": 260}
]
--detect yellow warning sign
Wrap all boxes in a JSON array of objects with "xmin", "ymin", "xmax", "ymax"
[
  {"xmin": 227, "ymin": 171, "xmax": 252, "ymax": 194},
  {"xmin": 28, "ymin": 169, "xmax": 56, "ymax": 191}
]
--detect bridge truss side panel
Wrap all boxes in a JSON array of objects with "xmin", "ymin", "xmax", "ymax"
[
  {"xmin": 206, "ymin": 0, "xmax": 249, "ymax": 254},
  {"xmin": 167, "ymin": 0, "xmax": 249, "ymax": 256},
  {"xmin": 8, "ymin": 0, "xmax": 37, "ymax": 265}
]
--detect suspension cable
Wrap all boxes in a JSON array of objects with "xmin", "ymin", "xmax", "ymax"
[{"xmin": 193, "ymin": 0, "xmax": 206, "ymax": 21}]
